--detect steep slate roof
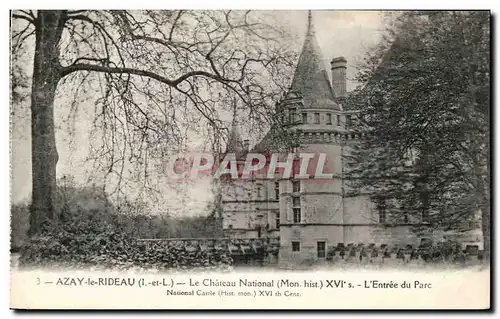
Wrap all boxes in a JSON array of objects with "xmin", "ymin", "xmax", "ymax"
[
  {"xmin": 252, "ymin": 11, "xmax": 346, "ymax": 153},
  {"xmin": 290, "ymin": 11, "xmax": 340, "ymax": 110}
]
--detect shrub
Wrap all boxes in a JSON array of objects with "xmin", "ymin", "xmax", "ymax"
[{"xmin": 19, "ymin": 212, "xmax": 233, "ymax": 271}]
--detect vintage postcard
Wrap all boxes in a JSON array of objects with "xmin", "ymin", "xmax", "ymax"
[{"xmin": 9, "ymin": 9, "xmax": 491, "ymax": 310}]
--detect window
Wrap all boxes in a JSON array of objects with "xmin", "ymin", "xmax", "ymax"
[
  {"xmin": 292, "ymin": 180, "xmax": 300, "ymax": 193},
  {"xmin": 256, "ymin": 186, "xmax": 262, "ymax": 198},
  {"xmin": 404, "ymin": 212, "xmax": 409, "ymax": 223},
  {"xmin": 275, "ymin": 212, "xmax": 280, "ymax": 229},
  {"xmin": 337, "ymin": 114, "xmax": 341, "ymax": 126},
  {"xmin": 377, "ymin": 199, "xmax": 387, "ymax": 224},
  {"xmin": 346, "ymin": 115, "xmax": 352, "ymax": 127},
  {"xmin": 292, "ymin": 241, "xmax": 301, "ymax": 252},
  {"xmin": 317, "ymin": 241, "xmax": 326, "ymax": 258},
  {"xmin": 302, "ymin": 113, "xmax": 308, "ymax": 124},
  {"xmin": 468, "ymin": 221, "xmax": 477, "ymax": 230},
  {"xmin": 314, "ymin": 113, "xmax": 320, "ymax": 124},
  {"xmin": 274, "ymin": 182, "xmax": 280, "ymax": 200},
  {"xmin": 292, "ymin": 196, "xmax": 301, "ymax": 223},
  {"xmin": 293, "ymin": 208, "xmax": 301, "ymax": 223},
  {"xmin": 378, "ymin": 205, "xmax": 386, "ymax": 223},
  {"xmin": 292, "ymin": 158, "xmax": 300, "ymax": 176},
  {"xmin": 289, "ymin": 109, "xmax": 296, "ymax": 123},
  {"xmin": 326, "ymin": 113, "xmax": 332, "ymax": 125},
  {"xmin": 422, "ymin": 209, "xmax": 429, "ymax": 222}
]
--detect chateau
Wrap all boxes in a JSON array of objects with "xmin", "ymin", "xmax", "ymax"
[{"xmin": 216, "ymin": 12, "xmax": 423, "ymax": 267}]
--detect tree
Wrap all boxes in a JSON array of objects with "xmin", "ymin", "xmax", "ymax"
[
  {"xmin": 10, "ymin": 10, "xmax": 296, "ymax": 235},
  {"xmin": 345, "ymin": 11, "xmax": 490, "ymax": 259}
]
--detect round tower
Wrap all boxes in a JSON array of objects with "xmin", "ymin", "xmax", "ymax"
[{"xmin": 277, "ymin": 11, "xmax": 352, "ymax": 267}]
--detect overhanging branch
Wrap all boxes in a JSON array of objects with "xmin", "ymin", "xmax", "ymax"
[
  {"xmin": 12, "ymin": 13, "xmax": 35, "ymax": 25},
  {"xmin": 60, "ymin": 63, "xmax": 238, "ymax": 89}
]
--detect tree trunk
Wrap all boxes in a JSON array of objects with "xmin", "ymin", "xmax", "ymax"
[{"xmin": 29, "ymin": 11, "xmax": 66, "ymax": 235}]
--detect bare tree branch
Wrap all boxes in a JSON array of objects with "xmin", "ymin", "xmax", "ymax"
[
  {"xmin": 14, "ymin": 9, "xmax": 297, "ymax": 219},
  {"xmin": 61, "ymin": 63, "xmax": 242, "ymax": 87},
  {"xmin": 12, "ymin": 13, "xmax": 35, "ymax": 25}
]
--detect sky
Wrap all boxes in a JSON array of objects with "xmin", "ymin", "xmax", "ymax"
[{"xmin": 10, "ymin": 10, "xmax": 386, "ymax": 216}]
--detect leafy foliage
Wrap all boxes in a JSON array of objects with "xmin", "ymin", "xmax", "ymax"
[
  {"xmin": 19, "ymin": 222, "xmax": 233, "ymax": 271},
  {"xmin": 16, "ymin": 181, "xmax": 232, "ymax": 270}
]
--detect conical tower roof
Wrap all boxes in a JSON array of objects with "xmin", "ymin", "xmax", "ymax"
[{"xmin": 290, "ymin": 11, "xmax": 339, "ymax": 110}]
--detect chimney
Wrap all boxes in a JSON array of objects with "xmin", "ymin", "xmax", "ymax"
[
  {"xmin": 330, "ymin": 56, "xmax": 347, "ymax": 100},
  {"xmin": 243, "ymin": 139, "xmax": 250, "ymax": 151}
]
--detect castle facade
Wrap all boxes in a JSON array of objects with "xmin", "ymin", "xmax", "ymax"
[{"xmin": 216, "ymin": 12, "xmax": 421, "ymax": 267}]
